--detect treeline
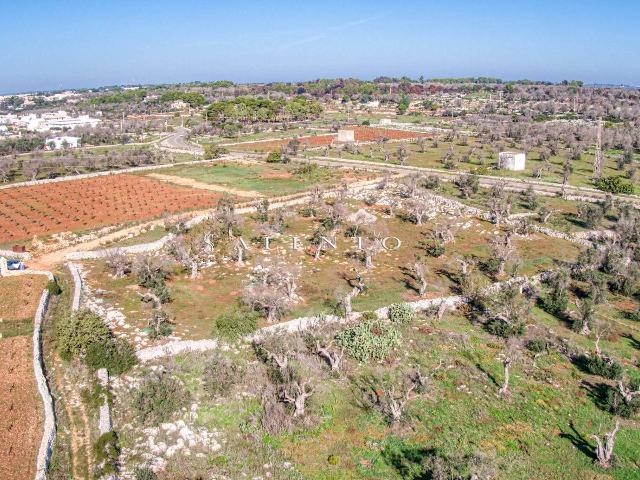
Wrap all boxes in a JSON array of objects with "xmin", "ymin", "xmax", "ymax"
[
  {"xmin": 0, "ymin": 136, "xmax": 44, "ymax": 155},
  {"xmin": 205, "ymin": 95, "xmax": 322, "ymax": 125},
  {"xmin": 0, "ymin": 147, "xmax": 168, "ymax": 183},
  {"xmin": 159, "ymin": 91, "xmax": 206, "ymax": 107},
  {"xmin": 90, "ymin": 89, "xmax": 148, "ymax": 104}
]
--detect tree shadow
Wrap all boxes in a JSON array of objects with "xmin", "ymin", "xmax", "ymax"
[
  {"xmin": 580, "ymin": 379, "xmax": 611, "ymax": 413},
  {"xmin": 399, "ymin": 265, "xmax": 420, "ymax": 294},
  {"xmin": 622, "ymin": 333, "xmax": 640, "ymax": 351},
  {"xmin": 381, "ymin": 443, "xmax": 437, "ymax": 480},
  {"xmin": 475, "ymin": 362, "xmax": 500, "ymax": 388},
  {"xmin": 558, "ymin": 422, "xmax": 596, "ymax": 461}
]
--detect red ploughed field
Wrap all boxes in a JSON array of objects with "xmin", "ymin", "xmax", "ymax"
[
  {"xmin": 0, "ymin": 174, "xmax": 222, "ymax": 243},
  {"xmin": 235, "ymin": 126, "xmax": 430, "ymax": 152}
]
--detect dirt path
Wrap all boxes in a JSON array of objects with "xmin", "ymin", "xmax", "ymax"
[
  {"xmin": 147, "ymin": 172, "xmax": 264, "ymax": 198},
  {"xmin": 59, "ymin": 367, "xmax": 93, "ymax": 479}
]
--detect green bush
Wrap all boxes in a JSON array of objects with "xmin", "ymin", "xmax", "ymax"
[
  {"xmin": 388, "ymin": 303, "xmax": 415, "ymax": 324},
  {"xmin": 46, "ymin": 279, "xmax": 62, "ymax": 296},
  {"xmin": 486, "ymin": 317, "xmax": 525, "ymax": 338},
  {"xmin": 134, "ymin": 467, "xmax": 158, "ymax": 480},
  {"xmin": 80, "ymin": 379, "xmax": 111, "ymax": 410},
  {"xmin": 84, "ymin": 337, "xmax": 137, "ymax": 375},
  {"xmin": 526, "ymin": 338, "xmax": 548, "ymax": 354},
  {"xmin": 426, "ymin": 242, "xmax": 445, "ymax": 258},
  {"xmin": 595, "ymin": 175, "xmax": 634, "ymax": 194},
  {"xmin": 203, "ymin": 144, "xmax": 228, "ymax": 159},
  {"xmin": 606, "ymin": 379, "xmax": 640, "ymax": 418},
  {"xmin": 132, "ymin": 373, "xmax": 191, "ymax": 425},
  {"xmin": 336, "ymin": 319, "xmax": 400, "ymax": 362},
  {"xmin": 202, "ymin": 354, "xmax": 243, "ymax": 396},
  {"xmin": 541, "ymin": 289, "xmax": 569, "ymax": 318},
  {"xmin": 215, "ymin": 305, "xmax": 260, "ymax": 340},
  {"xmin": 266, "ymin": 151, "xmax": 282, "ymax": 163},
  {"xmin": 93, "ymin": 431, "xmax": 120, "ymax": 477},
  {"xmin": 55, "ymin": 309, "xmax": 110, "ymax": 361},
  {"xmin": 583, "ymin": 355, "xmax": 623, "ymax": 380}
]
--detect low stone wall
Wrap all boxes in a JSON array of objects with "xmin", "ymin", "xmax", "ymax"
[
  {"xmin": 0, "ymin": 249, "xmax": 32, "ymax": 260},
  {"xmin": 0, "ymin": 158, "xmax": 220, "ymax": 191},
  {"xmin": 138, "ymin": 274, "xmax": 541, "ymax": 363},
  {"xmin": 96, "ymin": 369, "xmax": 112, "ymax": 435},
  {"xmin": 65, "ymin": 234, "xmax": 176, "ymax": 261},
  {"xmin": 136, "ymin": 340, "xmax": 219, "ymax": 362},
  {"xmin": 66, "ymin": 262, "xmax": 82, "ymax": 311},
  {"xmin": 33, "ymin": 290, "xmax": 55, "ymax": 480}
]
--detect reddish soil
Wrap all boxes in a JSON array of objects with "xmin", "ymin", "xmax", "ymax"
[
  {"xmin": 235, "ymin": 127, "xmax": 429, "ymax": 152},
  {"xmin": 0, "ymin": 174, "xmax": 222, "ymax": 242},
  {"xmin": 0, "ymin": 337, "xmax": 42, "ymax": 480},
  {"xmin": 0, "ymin": 275, "xmax": 47, "ymax": 320}
]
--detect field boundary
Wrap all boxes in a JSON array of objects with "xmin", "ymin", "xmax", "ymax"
[{"xmin": 33, "ymin": 289, "xmax": 55, "ymax": 480}]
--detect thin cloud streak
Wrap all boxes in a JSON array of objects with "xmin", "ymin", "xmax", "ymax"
[{"xmin": 278, "ymin": 16, "xmax": 381, "ymax": 52}]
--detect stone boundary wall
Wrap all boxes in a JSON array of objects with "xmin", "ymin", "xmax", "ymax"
[
  {"xmin": 0, "ymin": 156, "xmax": 243, "ymax": 191},
  {"xmin": 136, "ymin": 274, "xmax": 541, "ymax": 363},
  {"xmin": 0, "ymin": 249, "xmax": 32, "ymax": 260},
  {"xmin": 33, "ymin": 289, "xmax": 55, "ymax": 480},
  {"xmin": 65, "ymin": 234, "xmax": 176, "ymax": 261},
  {"xmin": 0, "ymin": 269, "xmax": 54, "ymax": 281},
  {"xmin": 66, "ymin": 262, "xmax": 82, "ymax": 311}
]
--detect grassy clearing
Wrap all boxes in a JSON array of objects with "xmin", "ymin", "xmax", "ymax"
[{"xmin": 142, "ymin": 162, "xmax": 374, "ymax": 197}]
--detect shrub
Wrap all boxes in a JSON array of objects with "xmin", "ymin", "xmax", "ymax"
[
  {"xmin": 202, "ymin": 354, "xmax": 243, "ymax": 396},
  {"xmin": 595, "ymin": 175, "xmax": 634, "ymax": 194},
  {"xmin": 582, "ymin": 355, "xmax": 623, "ymax": 380},
  {"xmin": 93, "ymin": 431, "xmax": 120, "ymax": 477},
  {"xmin": 265, "ymin": 151, "xmax": 282, "ymax": 163},
  {"xmin": 132, "ymin": 373, "xmax": 191, "ymax": 425},
  {"xmin": 605, "ymin": 379, "xmax": 640, "ymax": 418},
  {"xmin": 215, "ymin": 305, "xmax": 260, "ymax": 340},
  {"xmin": 486, "ymin": 317, "xmax": 525, "ymax": 338},
  {"xmin": 541, "ymin": 289, "xmax": 569, "ymax": 317},
  {"xmin": 294, "ymin": 163, "xmax": 318, "ymax": 176},
  {"xmin": 426, "ymin": 243, "xmax": 445, "ymax": 258},
  {"xmin": 80, "ymin": 379, "xmax": 111, "ymax": 410},
  {"xmin": 577, "ymin": 203, "xmax": 604, "ymax": 228},
  {"xmin": 423, "ymin": 175, "xmax": 440, "ymax": 190},
  {"xmin": 481, "ymin": 257, "xmax": 501, "ymax": 276},
  {"xmin": 388, "ymin": 303, "xmax": 415, "ymax": 324},
  {"xmin": 55, "ymin": 309, "xmax": 110, "ymax": 361},
  {"xmin": 203, "ymin": 144, "xmax": 228, "ymax": 159},
  {"xmin": 46, "ymin": 279, "xmax": 62, "ymax": 296},
  {"xmin": 526, "ymin": 338, "xmax": 548, "ymax": 354},
  {"xmin": 628, "ymin": 309, "xmax": 640, "ymax": 322},
  {"xmin": 336, "ymin": 319, "xmax": 400, "ymax": 362},
  {"xmin": 134, "ymin": 467, "xmax": 158, "ymax": 480},
  {"xmin": 84, "ymin": 337, "xmax": 137, "ymax": 375}
]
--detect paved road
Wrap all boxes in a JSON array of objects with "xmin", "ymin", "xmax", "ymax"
[
  {"xmin": 158, "ymin": 127, "xmax": 204, "ymax": 155},
  {"xmin": 302, "ymin": 155, "xmax": 640, "ymax": 206}
]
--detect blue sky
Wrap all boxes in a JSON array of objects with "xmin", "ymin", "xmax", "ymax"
[{"xmin": 1, "ymin": 0, "xmax": 639, "ymax": 93}]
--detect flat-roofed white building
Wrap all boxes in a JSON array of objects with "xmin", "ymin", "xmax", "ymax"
[
  {"xmin": 45, "ymin": 136, "xmax": 80, "ymax": 150},
  {"xmin": 498, "ymin": 151, "xmax": 526, "ymax": 171},
  {"xmin": 337, "ymin": 129, "xmax": 355, "ymax": 142}
]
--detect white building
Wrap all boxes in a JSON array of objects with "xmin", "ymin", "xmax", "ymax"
[
  {"xmin": 17, "ymin": 111, "xmax": 101, "ymax": 132},
  {"xmin": 337, "ymin": 129, "xmax": 355, "ymax": 142},
  {"xmin": 45, "ymin": 136, "xmax": 80, "ymax": 150},
  {"xmin": 498, "ymin": 151, "xmax": 526, "ymax": 171}
]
